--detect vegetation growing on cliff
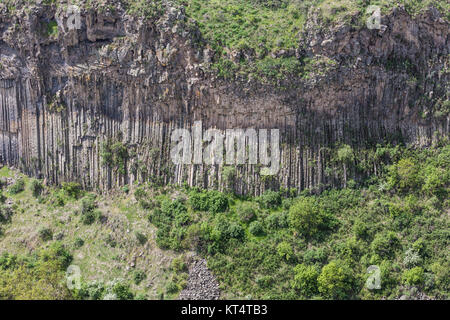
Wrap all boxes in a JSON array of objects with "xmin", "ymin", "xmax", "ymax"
[{"xmin": 1, "ymin": 143, "xmax": 448, "ymax": 300}]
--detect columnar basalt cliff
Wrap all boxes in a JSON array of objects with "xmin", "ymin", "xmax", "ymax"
[{"xmin": 0, "ymin": 1, "xmax": 448, "ymax": 195}]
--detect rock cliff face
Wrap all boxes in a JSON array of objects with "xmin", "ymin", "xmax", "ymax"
[{"xmin": 0, "ymin": 1, "xmax": 448, "ymax": 195}]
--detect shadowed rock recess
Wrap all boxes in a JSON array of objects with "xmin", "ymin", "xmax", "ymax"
[{"xmin": 0, "ymin": 1, "xmax": 448, "ymax": 195}]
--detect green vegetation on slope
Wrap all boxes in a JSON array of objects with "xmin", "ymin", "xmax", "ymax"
[
  {"xmin": 144, "ymin": 143, "xmax": 449, "ymax": 299},
  {"xmin": 0, "ymin": 143, "xmax": 449, "ymax": 299}
]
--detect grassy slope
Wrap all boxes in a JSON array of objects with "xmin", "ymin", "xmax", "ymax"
[{"xmin": 0, "ymin": 168, "xmax": 184, "ymax": 300}]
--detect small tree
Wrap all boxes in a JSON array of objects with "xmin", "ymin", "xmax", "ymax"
[
  {"xmin": 337, "ymin": 144, "xmax": 354, "ymax": 188},
  {"xmin": 318, "ymin": 261, "xmax": 354, "ymax": 299},
  {"xmin": 291, "ymin": 264, "xmax": 319, "ymax": 297}
]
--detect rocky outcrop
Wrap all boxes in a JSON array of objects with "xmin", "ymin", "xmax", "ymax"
[
  {"xmin": 179, "ymin": 258, "xmax": 220, "ymax": 300},
  {"xmin": 0, "ymin": 1, "xmax": 448, "ymax": 195}
]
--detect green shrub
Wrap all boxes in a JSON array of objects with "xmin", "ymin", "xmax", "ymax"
[
  {"xmin": 171, "ymin": 257, "xmax": 188, "ymax": 273},
  {"xmin": 9, "ymin": 178, "xmax": 25, "ymax": 195},
  {"xmin": 81, "ymin": 195, "xmax": 97, "ymax": 215},
  {"xmin": 74, "ymin": 238, "xmax": 84, "ymax": 248},
  {"xmin": 249, "ymin": 220, "xmax": 264, "ymax": 236},
  {"xmin": 236, "ymin": 202, "xmax": 257, "ymax": 223},
  {"xmin": 317, "ymin": 261, "xmax": 355, "ymax": 299},
  {"xmin": 101, "ymin": 140, "xmax": 129, "ymax": 174},
  {"xmin": 387, "ymin": 158, "xmax": 421, "ymax": 192},
  {"xmin": 79, "ymin": 194, "xmax": 100, "ymax": 224},
  {"xmin": 277, "ymin": 241, "xmax": 293, "ymax": 261},
  {"xmin": 258, "ymin": 190, "xmax": 281, "ymax": 209},
  {"xmin": 303, "ymin": 248, "xmax": 327, "ymax": 265},
  {"xmin": 50, "ymin": 190, "xmax": 66, "ymax": 207},
  {"xmin": 38, "ymin": 227, "xmax": 53, "ymax": 241},
  {"xmin": 81, "ymin": 209, "xmax": 102, "ymax": 225},
  {"xmin": 135, "ymin": 231, "xmax": 147, "ymax": 245},
  {"xmin": 30, "ymin": 179, "xmax": 44, "ymax": 198},
  {"xmin": 0, "ymin": 178, "xmax": 7, "ymax": 190},
  {"xmin": 0, "ymin": 205, "xmax": 14, "ymax": 224},
  {"xmin": 371, "ymin": 232, "xmax": 400, "ymax": 258},
  {"xmin": 166, "ymin": 280, "xmax": 179, "ymax": 294},
  {"xmin": 149, "ymin": 199, "xmax": 191, "ymax": 251},
  {"xmin": 291, "ymin": 264, "xmax": 319, "ymax": 297},
  {"xmin": 61, "ymin": 182, "xmax": 83, "ymax": 199},
  {"xmin": 111, "ymin": 281, "xmax": 134, "ymax": 300},
  {"xmin": 139, "ymin": 199, "xmax": 154, "ymax": 210},
  {"xmin": 352, "ymin": 219, "xmax": 371, "ymax": 240},
  {"xmin": 0, "ymin": 191, "xmax": 6, "ymax": 204},
  {"xmin": 134, "ymin": 186, "xmax": 147, "ymax": 201},
  {"xmin": 402, "ymin": 267, "xmax": 425, "ymax": 286},
  {"xmin": 256, "ymin": 275, "xmax": 274, "ymax": 289},
  {"xmin": 189, "ymin": 190, "xmax": 229, "ymax": 213},
  {"xmin": 430, "ymin": 261, "xmax": 450, "ymax": 291},
  {"xmin": 288, "ymin": 197, "xmax": 335, "ymax": 238},
  {"xmin": 266, "ymin": 211, "xmax": 289, "ymax": 229},
  {"xmin": 133, "ymin": 270, "xmax": 147, "ymax": 285}
]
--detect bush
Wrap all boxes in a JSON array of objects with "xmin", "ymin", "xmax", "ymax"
[
  {"xmin": 189, "ymin": 190, "xmax": 229, "ymax": 213},
  {"xmin": 277, "ymin": 241, "xmax": 293, "ymax": 261},
  {"xmin": 430, "ymin": 261, "xmax": 450, "ymax": 291},
  {"xmin": 101, "ymin": 140, "xmax": 129, "ymax": 175},
  {"xmin": 81, "ymin": 196, "xmax": 96, "ymax": 215},
  {"xmin": 150, "ymin": 199, "xmax": 191, "ymax": 251},
  {"xmin": 81, "ymin": 209, "xmax": 101, "ymax": 225},
  {"xmin": 387, "ymin": 158, "xmax": 421, "ymax": 192},
  {"xmin": 256, "ymin": 275, "xmax": 274, "ymax": 289},
  {"xmin": 133, "ymin": 270, "xmax": 147, "ymax": 285},
  {"xmin": 226, "ymin": 222, "xmax": 245, "ymax": 240},
  {"xmin": 171, "ymin": 257, "xmax": 188, "ymax": 273},
  {"xmin": 134, "ymin": 187, "xmax": 147, "ymax": 201},
  {"xmin": 258, "ymin": 190, "xmax": 281, "ymax": 209},
  {"xmin": 111, "ymin": 281, "xmax": 134, "ymax": 300},
  {"xmin": 236, "ymin": 202, "xmax": 257, "ymax": 223},
  {"xmin": 371, "ymin": 232, "xmax": 400, "ymax": 258},
  {"xmin": 0, "ymin": 205, "xmax": 14, "ymax": 224},
  {"xmin": 74, "ymin": 238, "xmax": 84, "ymax": 248},
  {"xmin": 266, "ymin": 211, "xmax": 289, "ymax": 229},
  {"xmin": 139, "ymin": 199, "xmax": 154, "ymax": 210},
  {"xmin": 317, "ymin": 261, "xmax": 355, "ymax": 299},
  {"xmin": 30, "ymin": 179, "xmax": 44, "ymax": 198},
  {"xmin": 9, "ymin": 178, "xmax": 25, "ymax": 195},
  {"xmin": 403, "ymin": 248, "xmax": 421, "ymax": 268},
  {"xmin": 291, "ymin": 264, "xmax": 319, "ymax": 297},
  {"xmin": 353, "ymin": 219, "xmax": 370, "ymax": 240},
  {"xmin": 135, "ymin": 232, "xmax": 147, "ymax": 245},
  {"xmin": 166, "ymin": 281, "xmax": 179, "ymax": 294},
  {"xmin": 61, "ymin": 182, "xmax": 83, "ymax": 199},
  {"xmin": 303, "ymin": 248, "xmax": 327, "ymax": 265},
  {"xmin": 288, "ymin": 197, "xmax": 335, "ymax": 238},
  {"xmin": 51, "ymin": 190, "xmax": 66, "ymax": 207},
  {"xmin": 38, "ymin": 227, "xmax": 53, "ymax": 241},
  {"xmin": 249, "ymin": 220, "xmax": 264, "ymax": 236},
  {"xmin": 402, "ymin": 267, "xmax": 424, "ymax": 286}
]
